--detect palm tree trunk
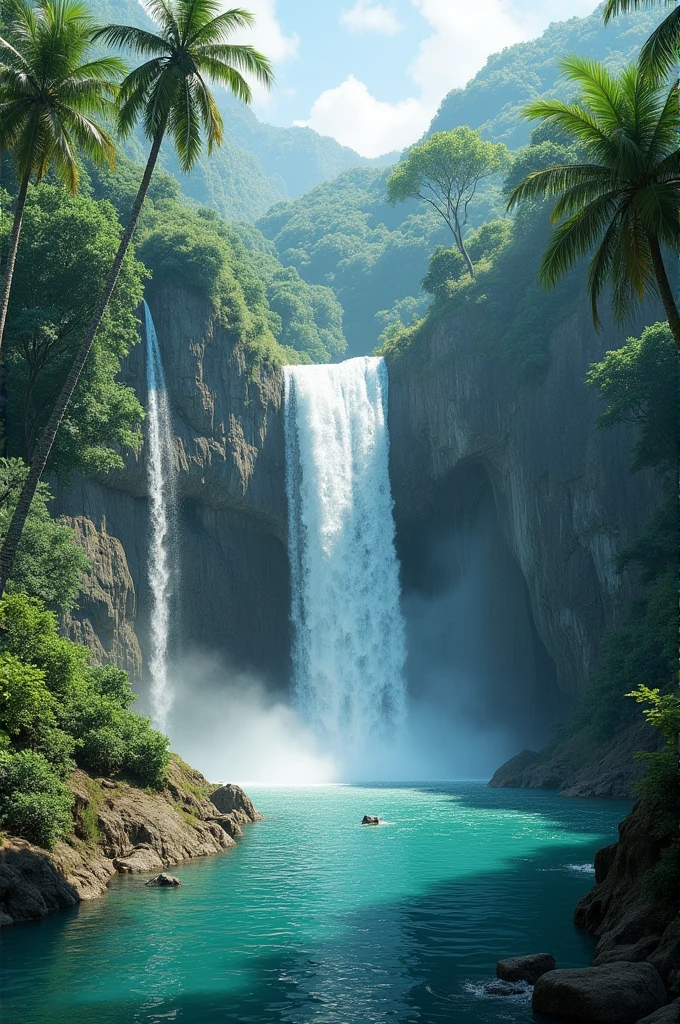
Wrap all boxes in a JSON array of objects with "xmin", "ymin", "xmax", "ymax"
[
  {"xmin": 0, "ymin": 128, "xmax": 165, "ymax": 597},
  {"xmin": 0, "ymin": 171, "xmax": 30, "ymax": 355},
  {"xmin": 649, "ymin": 235, "xmax": 680, "ymax": 351}
]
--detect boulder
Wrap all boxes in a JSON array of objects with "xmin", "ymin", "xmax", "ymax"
[
  {"xmin": 497, "ymin": 953, "xmax": 555, "ymax": 984},
  {"xmin": 636, "ymin": 1007, "xmax": 679, "ymax": 1024},
  {"xmin": 361, "ymin": 816, "xmax": 379, "ymax": 825},
  {"xmin": 113, "ymin": 845, "xmax": 164, "ymax": 874},
  {"xmin": 207, "ymin": 814, "xmax": 244, "ymax": 839},
  {"xmin": 210, "ymin": 784, "xmax": 262, "ymax": 823},
  {"xmin": 532, "ymin": 963, "xmax": 667, "ymax": 1022},
  {"xmin": 145, "ymin": 873, "xmax": 181, "ymax": 887}
]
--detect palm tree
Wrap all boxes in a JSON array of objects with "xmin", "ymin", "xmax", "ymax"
[
  {"xmin": 604, "ymin": 1, "xmax": 679, "ymax": 79},
  {"xmin": 0, "ymin": 1, "xmax": 273, "ymax": 596},
  {"xmin": 0, "ymin": 0, "xmax": 122, "ymax": 355},
  {"xmin": 507, "ymin": 57, "xmax": 680, "ymax": 350}
]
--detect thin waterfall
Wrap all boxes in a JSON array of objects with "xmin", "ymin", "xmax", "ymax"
[
  {"xmin": 284, "ymin": 356, "xmax": 407, "ymax": 750},
  {"xmin": 144, "ymin": 301, "xmax": 177, "ymax": 733}
]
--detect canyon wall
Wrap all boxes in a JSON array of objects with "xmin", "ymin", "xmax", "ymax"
[
  {"xmin": 54, "ymin": 284, "xmax": 663, "ymax": 718},
  {"xmin": 386, "ymin": 302, "xmax": 664, "ymax": 699}
]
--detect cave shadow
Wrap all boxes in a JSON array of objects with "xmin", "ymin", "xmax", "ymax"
[{"xmin": 3, "ymin": 828, "xmax": 618, "ymax": 1024}]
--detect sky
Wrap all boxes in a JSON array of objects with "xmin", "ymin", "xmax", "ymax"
[{"xmin": 143, "ymin": 1, "xmax": 603, "ymax": 157}]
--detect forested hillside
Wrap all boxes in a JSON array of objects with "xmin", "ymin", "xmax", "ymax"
[{"xmin": 257, "ymin": 5, "xmax": 661, "ymax": 357}]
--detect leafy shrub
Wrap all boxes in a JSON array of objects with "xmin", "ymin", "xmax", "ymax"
[
  {"xmin": 0, "ymin": 749, "xmax": 73, "ymax": 849},
  {"xmin": 0, "ymin": 653, "xmax": 55, "ymax": 738},
  {"xmin": 79, "ymin": 726, "xmax": 126, "ymax": 778}
]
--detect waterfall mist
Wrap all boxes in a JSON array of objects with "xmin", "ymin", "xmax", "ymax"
[
  {"xmin": 284, "ymin": 357, "xmax": 406, "ymax": 765},
  {"xmin": 144, "ymin": 301, "xmax": 177, "ymax": 733}
]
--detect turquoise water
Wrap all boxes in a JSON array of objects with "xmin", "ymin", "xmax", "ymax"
[{"xmin": 1, "ymin": 783, "xmax": 628, "ymax": 1023}]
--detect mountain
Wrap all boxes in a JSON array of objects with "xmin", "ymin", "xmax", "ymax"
[
  {"xmin": 427, "ymin": 4, "xmax": 663, "ymax": 147},
  {"xmin": 90, "ymin": 0, "xmax": 373, "ymax": 220}
]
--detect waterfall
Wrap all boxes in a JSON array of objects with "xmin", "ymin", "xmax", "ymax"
[
  {"xmin": 144, "ymin": 301, "xmax": 177, "ymax": 733},
  {"xmin": 284, "ymin": 356, "xmax": 407, "ymax": 751}
]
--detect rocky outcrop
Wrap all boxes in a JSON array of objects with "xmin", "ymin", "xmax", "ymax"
[
  {"xmin": 210, "ymin": 782, "xmax": 263, "ymax": 823},
  {"xmin": 0, "ymin": 758, "xmax": 260, "ymax": 926},
  {"xmin": 574, "ymin": 801, "xmax": 679, "ymax": 997},
  {"xmin": 488, "ymin": 719, "xmax": 665, "ymax": 799},
  {"xmin": 387, "ymin": 302, "xmax": 663, "ymax": 701},
  {"xmin": 496, "ymin": 953, "xmax": 555, "ymax": 984},
  {"xmin": 531, "ymin": 963, "xmax": 667, "ymax": 1022},
  {"xmin": 61, "ymin": 515, "xmax": 142, "ymax": 686}
]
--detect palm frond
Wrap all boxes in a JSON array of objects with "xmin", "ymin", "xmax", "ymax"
[
  {"xmin": 194, "ymin": 42, "xmax": 274, "ymax": 86},
  {"xmin": 640, "ymin": 6, "xmax": 680, "ymax": 78},
  {"xmin": 558, "ymin": 55, "xmax": 624, "ymax": 135},
  {"xmin": 538, "ymin": 193, "xmax": 621, "ymax": 288},
  {"xmin": 187, "ymin": 7, "xmax": 255, "ymax": 46},
  {"xmin": 92, "ymin": 23, "xmax": 168, "ymax": 56},
  {"xmin": 507, "ymin": 163, "xmax": 612, "ymax": 209}
]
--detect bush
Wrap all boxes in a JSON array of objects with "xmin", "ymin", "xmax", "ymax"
[
  {"xmin": 79, "ymin": 726, "xmax": 126, "ymax": 778},
  {"xmin": 125, "ymin": 721, "xmax": 170, "ymax": 789},
  {"xmin": 0, "ymin": 749, "xmax": 73, "ymax": 849},
  {"xmin": 0, "ymin": 653, "xmax": 55, "ymax": 738},
  {"xmin": 0, "ymin": 594, "xmax": 89, "ymax": 697}
]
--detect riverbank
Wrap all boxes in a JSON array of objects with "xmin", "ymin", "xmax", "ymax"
[{"xmin": 0, "ymin": 756, "xmax": 261, "ymax": 926}]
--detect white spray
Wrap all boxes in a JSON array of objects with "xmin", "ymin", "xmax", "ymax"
[
  {"xmin": 284, "ymin": 357, "xmax": 407, "ymax": 758},
  {"xmin": 144, "ymin": 301, "xmax": 177, "ymax": 732}
]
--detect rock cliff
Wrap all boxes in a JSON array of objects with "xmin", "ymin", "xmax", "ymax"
[
  {"xmin": 53, "ymin": 282, "xmax": 290, "ymax": 689},
  {"xmin": 386, "ymin": 301, "xmax": 662, "ymax": 701}
]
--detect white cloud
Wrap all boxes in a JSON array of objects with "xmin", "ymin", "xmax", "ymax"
[
  {"xmin": 293, "ymin": 0, "xmax": 601, "ymax": 157},
  {"xmin": 294, "ymin": 75, "xmax": 433, "ymax": 158},
  {"xmin": 340, "ymin": 1, "xmax": 403, "ymax": 35}
]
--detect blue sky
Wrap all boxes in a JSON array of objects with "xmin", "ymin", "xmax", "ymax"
[{"xmin": 148, "ymin": 1, "xmax": 605, "ymax": 155}]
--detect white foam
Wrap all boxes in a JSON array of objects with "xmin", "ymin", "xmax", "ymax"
[
  {"xmin": 144, "ymin": 301, "xmax": 177, "ymax": 733},
  {"xmin": 284, "ymin": 357, "xmax": 406, "ymax": 758}
]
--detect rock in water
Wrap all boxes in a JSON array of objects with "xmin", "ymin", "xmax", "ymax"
[
  {"xmin": 210, "ymin": 784, "xmax": 262, "ymax": 823},
  {"xmin": 145, "ymin": 873, "xmax": 181, "ymax": 888},
  {"xmin": 532, "ymin": 963, "xmax": 667, "ymax": 1022},
  {"xmin": 497, "ymin": 953, "xmax": 556, "ymax": 984},
  {"xmin": 361, "ymin": 816, "xmax": 379, "ymax": 825}
]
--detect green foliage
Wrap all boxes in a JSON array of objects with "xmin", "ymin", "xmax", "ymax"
[
  {"xmin": 604, "ymin": 0, "xmax": 680, "ymax": 78},
  {"xmin": 0, "ymin": 593, "xmax": 171, "ymax": 839},
  {"xmin": 0, "ymin": 652, "xmax": 55, "ymax": 739},
  {"xmin": 627, "ymin": 685, "xmax": 680, "ymax": 745},
  {"xmin": 586, "ymin": 322, "xmax": 678, "ymax": 474},
  {"xmin": 507, "ymin": 58, "xmax": 680, "ymax": 336},
  {"xmin": 0, "ymin": 0, "xmax": 122, "ymax": 192},
  {"xmin": 0, "ymin": 459, "xmax": 90, "ymax": 614},
  {"xmin": 0, "ymin": 748, "xmax": 73, "ymax": 849},
  {"xmin": 2, "ymin": 185, "xmax": 146, "ymax": 474}
]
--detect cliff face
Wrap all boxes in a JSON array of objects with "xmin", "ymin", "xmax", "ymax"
[
  {"xmin": 387, "ymin": 302, "xmax": 662, "ymax": 700},
  {"xmin": 53, "ymin": 283, "xmax": 290, "ymax": 689}
]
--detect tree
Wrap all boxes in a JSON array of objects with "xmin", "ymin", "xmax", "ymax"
[
  {"xmin": 2, "ymin": 185, "xmax": 145, "ymax": 473},
  {"xmin": 0, "ymin": 0, "xmax": 123, "ymax": 355},
  {"xmin": 387, "ymin": 128, "xmax": 509, "ymax": 277},
  {"xmin": 0, "ymin": 458, "xmax": 90, "ymax": 614},
  {"xmin": 506, "ymin": 57, "xmax": 680, "ymax": 349},
  {"xmin": 604, "ymin": 0, "xmax": 680, "ymax": 79},
  {"xmin": 0, "ymin": 0, "xmax": 274, "ymax": 598}
]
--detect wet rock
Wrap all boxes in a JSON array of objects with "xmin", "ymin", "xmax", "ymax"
[
  {"xmin": 497, "ymin": 953, "xmax": 555, "ymax": 984},
  {"xmin": 207, "ymin": 814, "xmax": 244, "ymax": 839},
  {"xmin": 532, "ymin": 963, "xmax": 667, "ymax": 1022},
  {"xmin": 361, "ymin": 816, "xmax": 379, "ymax": 825},
  {"xmin": 145, "ymin": 873, "xmax": 181, "ymax": 887},
  {"xmin": 0, "ymin": 843, "xmax": 79, "ymax": 925},
  {"xmin": 636, "ymin": 1007, "xmax": 680, "ymax": 1024},
  {"xmin": 210, "ymin": 784, "xmax": 262, "ymax": 823}
]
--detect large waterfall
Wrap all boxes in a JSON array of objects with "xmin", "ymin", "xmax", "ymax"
[
  {"xmin": 284, "ymin": 357, "xmax": 406, "ymax": 752},
  {"xmin": 144, "ymin": 301, "xmax": 177, "ymax": 733}
]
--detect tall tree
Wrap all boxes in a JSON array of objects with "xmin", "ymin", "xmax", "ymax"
[
  {"xmin": 604, "ymin": 0, "xmax": 680, "ymax": 79},
  {"xmin": 506, "ymin": 57, "xmax": 680, "ymax": 349},
  {"xmin": 0, "ymin": 1, "xmax": 273, "ymax": 597},
  {"xmin": 0, "ymin": 0, "xmax": 122, "ymax": 355},
  {"xmin": 387, "ymin": 127, "xmax": 509, "ymax": 277}
]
